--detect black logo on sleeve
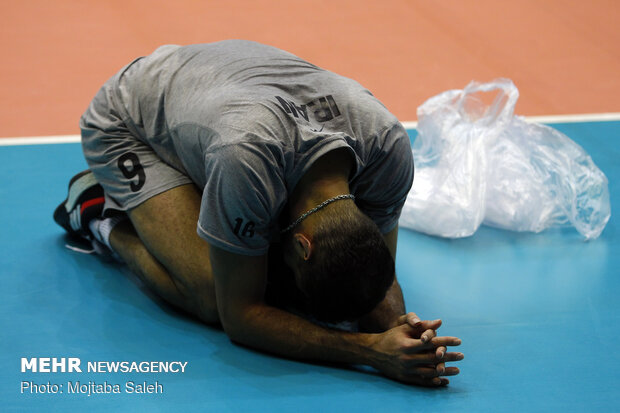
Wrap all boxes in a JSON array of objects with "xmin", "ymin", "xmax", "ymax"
[
  {"xmin": 233, "ymin": 218, "xmax": 255, "ymax": 237},
  {"xmin": 275, "ymin": 95, "xmax": 341, "ymax": 123}
]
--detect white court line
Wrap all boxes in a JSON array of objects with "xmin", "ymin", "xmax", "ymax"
[
  {"xmin": 1, "ymin": 113, "xmax": 620, "ymax": 146},
  {"xmin": 524, "ymin": 112, "xmax": 620, "ymax": 123},
  {"xmin": 401, "ymin": 121, "xmax": 418, "ymax": 129},
  {"xmin": 0, "ymin": 135, "xmax": 80, "ymax": 146},
  {"xmin": 402, "ymin": 113, "xmax": 620, "ymax": 131}
]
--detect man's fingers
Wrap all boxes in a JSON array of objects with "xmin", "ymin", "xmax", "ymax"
[
  {"xmin": 397, "ymin": 313, "xmax": 442, "ymax": 333},
  {"xmin": 409, "ymin": 365, "xmax": 460, "ymax": 379},
  {"xmin": 406, "ymin": 351, "xmax": 464, "ymax": 364},
  {"xmin": 419, "ymin": 319, "xmax": 442, "ymax": 331},
  {"xmin": 420, "ymin": 328, "xmax": 437, "ymax": 343},
  {"xmin": 419, "ymin": 377, "xmax": 449, "ymax": 387},
  {"xmin": 390, "ymin": 364, "xmax": 453, "ymax": 387},
  {"xmin": 410, "ymin": 366, "xmax": 441, "ymax": 378},
  {"xmin": 407, "ymin": 312, "xmax": 422, "ymax": 327},
  {"xmin": 429, "ymin": 336, "xmax": 462, "ymax": 347},
  {"xmin": 401, "ymin": 375, "xmax": 449, "ymax": 387},
  {"xmin": 436, "ymin": 346, "xmax": 447, "ymax": 359},
  {"xmin": 413, "ymin": 318, "xmax": 442, "ymax": 332},
  {"xmin": 401, "ymin": 335, "xmax": 462, "ymax": 353},
  {"xmin": 442, "ymin": 367, "xmax": 460, "ymax": 376},
  {"xmin": 397, "ymin": 312, "xmax": 421, "ymax": 327},
  {"xmin": 443, "ymin": 352, "xmax": 464, "ymax": 363}
]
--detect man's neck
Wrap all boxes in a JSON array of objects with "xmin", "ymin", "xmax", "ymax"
[{"xmin": 288, "ymin": 148, "xmax": 354, "ymax": 226}]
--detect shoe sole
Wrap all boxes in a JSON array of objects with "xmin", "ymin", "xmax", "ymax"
[
  {"xmin": 64, "ymin": 170, "xmax": 100, "ymax": 212},
  {"xmin": 53, "ymin": 170, "xmax": 101, "ymax": 236}
]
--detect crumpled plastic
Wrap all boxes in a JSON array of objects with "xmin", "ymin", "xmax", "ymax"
[{"xmin": 399, "ymin": 79, "xmax": 611, "ymax": 240}]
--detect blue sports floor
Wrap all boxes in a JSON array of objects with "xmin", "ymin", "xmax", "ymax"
[{"xmin": 1, "ymin": 122, "xmax": 619, "ymax": 412}]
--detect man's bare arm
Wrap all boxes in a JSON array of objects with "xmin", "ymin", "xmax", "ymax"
[
  {"xmin": 211, "ymin": 245, "xmax": 376, "ymax": 364},
  {"xmin": 210, "ymin": 244, "xmax": 462, "ymax": 386}
]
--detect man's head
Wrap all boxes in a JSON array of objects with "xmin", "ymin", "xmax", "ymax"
[{"xmin": 282, "ymin": 201, "xmax": 395, "ymax": 323}]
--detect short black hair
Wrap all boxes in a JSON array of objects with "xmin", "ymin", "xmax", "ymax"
[{"xmin": 296, "ymin": 204, "xmax": 395, "ymax": 323}]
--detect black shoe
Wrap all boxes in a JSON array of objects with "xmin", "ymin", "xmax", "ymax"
[{"xmin": 53, "ymin": 170, "xmax": 105, "ymax": 239}]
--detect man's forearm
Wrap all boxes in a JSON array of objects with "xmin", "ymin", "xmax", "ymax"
[
  {"xmin": 358, "ymin": 277, "xmax": 406, "ymax": 333},
  {"xmin": 225, "ymin": 302, "xmax": 380, "ymax": 367},
  {"xmin": 224, "ymin": 301, "xmax": 464, "ymax": 387}
]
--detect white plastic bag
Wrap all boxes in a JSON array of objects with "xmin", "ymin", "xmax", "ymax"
[{"xmin": 399, "ymin": 79, "xmax": 610, "ymax": 240}]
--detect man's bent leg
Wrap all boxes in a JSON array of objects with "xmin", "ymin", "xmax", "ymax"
[
  {"xmin": 109, "ymin": 221, "xmax": 194, "ymax": 314},
  {"xmin": 109, "ymin": 184, "xmax": 218, "ymax": 324}
]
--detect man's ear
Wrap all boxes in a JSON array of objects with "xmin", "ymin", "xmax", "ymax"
[{"xmin": 294, "ymin": 233, "xmax": 313, "ymax": 261}]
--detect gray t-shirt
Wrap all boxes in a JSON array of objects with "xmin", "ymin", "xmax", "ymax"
[{"xmin": 110, "ymin": 40, "xmax": 414, "ymax": 255}]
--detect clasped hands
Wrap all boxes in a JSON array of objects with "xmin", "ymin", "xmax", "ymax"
[{"xmin": 370, "ymin": 312, "xmax": 464, "ymax": 387}]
